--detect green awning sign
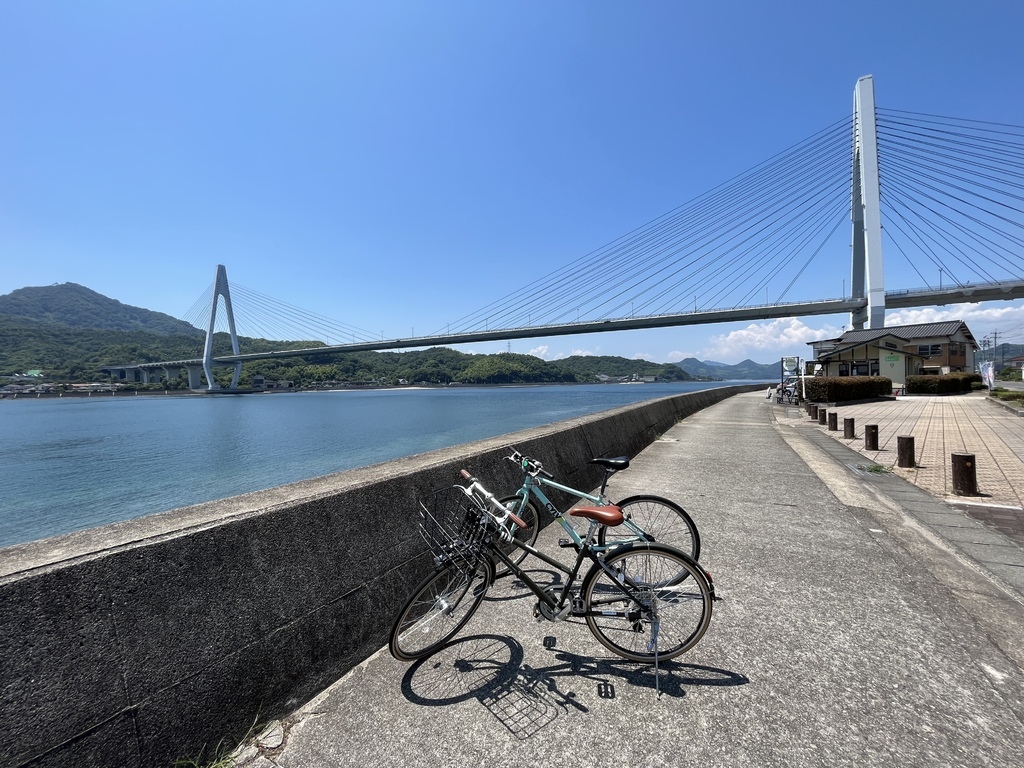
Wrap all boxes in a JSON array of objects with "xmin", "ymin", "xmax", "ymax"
[{"xmin": 885, "ymin": 355, "xmax": 900, "ymax": 362}]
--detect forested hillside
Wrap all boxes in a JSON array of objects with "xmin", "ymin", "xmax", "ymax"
[
  {"xmin": 0, "ymin": 283, "xmax": 704, "ymax": 387},
  {"xmin": 0, "ymin": 283, "xmax": 198, "ymax": 335}
]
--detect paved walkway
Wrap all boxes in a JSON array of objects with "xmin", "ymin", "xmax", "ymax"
[
  {"xmin": 231, "ymin": 392, "xmax": 1024, "ymax": 768},
  {"xmin": 773, "ymin": 393, "xmax": 1024, "ymax": 544}
]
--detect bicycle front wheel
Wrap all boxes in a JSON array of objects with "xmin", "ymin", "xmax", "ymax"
[
  {"xmin": 493, "ymin": 495, "xmax": 540, "ymax": 577},
  {"xmin": 389, "ymin": 556, "xmax": 495, "ymax": 661},
  {"xmin": 598, "ymin": 495, "xmax": 700, "ymax": 561},
  {"xmin": 581, "ymin": 542, "xmax": 712, "ymax": 663}
]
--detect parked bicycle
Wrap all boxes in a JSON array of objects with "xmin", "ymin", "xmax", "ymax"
[
  {"xmin": 389, "ymin": 466, "xmax": 715, "ymax": 666},
  {"xmin": 492, "ymin": 449, "xmax": 701, "ymax": 576}
]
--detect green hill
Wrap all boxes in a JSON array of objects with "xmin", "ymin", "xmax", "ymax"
[
  {"xmin": 0, "ymin": 284, "xmax": 696, "ymax": 386},
  {"xmin": 2, "ymin": 282, "xmax": 797, "ymax": 387},
  {"xmin": 0, "ymin": 283, "xmax": 199, "ymax": 335},
  {"xmin": 675, "ymin": 357, "xmax": 779, "ymax": 380}
]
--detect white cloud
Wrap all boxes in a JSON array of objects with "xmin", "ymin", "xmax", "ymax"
[
  {"xmin": 529, "ymin": 345, "xmax": 551, "ymax": 359},
  {"xmin": 699, "ymin": 317, "xmax": 844, "ymax": 363},
  {"xmin": 886, "ymin": 302, "xmax": 1024, "ymax": 328},
  {"xmin": 570, "ymin": 348, "xmax": 596, "ymax": 357},
  {"xmin": 885, "ymin": 301, "xmax": 1024, "ymax": 346},
  {"xmin": 687, "ymin": 301, "xmax": 1024, "ymax": 364},
  {"xmin": 632, "ymin": 352, "xmax": 655, "ymax": 361}
]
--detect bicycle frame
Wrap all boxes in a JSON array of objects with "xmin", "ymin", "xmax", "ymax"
[
  {"xmin": 486, "ymin": 524, "xmax": 657, "ymax": 622},
  {"xmin": 508, "ymin": 470, "xmax": 652, "ymax": 552}
]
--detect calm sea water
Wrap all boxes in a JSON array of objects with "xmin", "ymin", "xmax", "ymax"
[{"xmin": 0, "ymin": 382, "xmax": 730, "ymax": 548}]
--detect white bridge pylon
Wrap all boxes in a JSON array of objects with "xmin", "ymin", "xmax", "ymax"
[
  {"xmin": 851, "ymin": 75, "xmax": 885, "ymax": 330},
  {"xmin": 202, "ymin": 264, "xmax": 242, "ymax": 390}
]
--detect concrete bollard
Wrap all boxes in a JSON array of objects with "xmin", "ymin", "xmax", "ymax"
[
  {"xmin": 828, "ymin": 412, "xmax": 838, "ymax": 431},
  {"xmin": 844, "ymin": 417, "xmax": 855, "ymax": 439},
  {"xmin": 897, "ymin": 435, "xmax": 915, "ymax": 468},
  {"xmin": 865, "ymin": 424, "xmax": 879, "ymax": 451},
  {"xmin": 809, "ymin": 404, "xmax": 819, "ymax": 420},
  {"xmin": 952, "ymin": 453, "xmax": 978, "ymax": 495},
  {"xmin": 818, "ymin": 408, "xmax": 827, "ymax": 425}
]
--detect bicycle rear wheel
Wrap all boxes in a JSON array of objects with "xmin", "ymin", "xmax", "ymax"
[
  {"xmin": 581, "ymin": 542, "xmax": 712, "ymax": 663},
  {"xmin": 597, "ymin": 495, "xmax": 700, "ymax": 561},
  {"xmin": 389, "ymin": 556, "xmax": 495, "ymax": 661},
  {"xmin": 493, "ymin": 495, "xmax": 539, "ymax": 577}
]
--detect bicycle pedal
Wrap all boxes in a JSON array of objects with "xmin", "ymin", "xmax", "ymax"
[{"xmin": 557, "ymin": 538, "xmax": 575, "ymax": 549}]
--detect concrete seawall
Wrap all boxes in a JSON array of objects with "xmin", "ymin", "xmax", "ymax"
[{"xmin": 0, "ymin": 385, "xmax": 759, "ymax": 767}]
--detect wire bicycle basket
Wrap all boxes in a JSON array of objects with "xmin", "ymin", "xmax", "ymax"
[{"xmin": 418, "ymin": 486, "xmax": 491, "ymax": 571}]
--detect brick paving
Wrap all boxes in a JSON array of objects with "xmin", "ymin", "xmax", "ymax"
[{"xmin": 775, "ymin": 393, "xmax": 1024, "ymax": 544}]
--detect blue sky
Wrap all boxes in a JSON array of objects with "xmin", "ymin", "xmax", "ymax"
[{"xmin": 3, "ymin": 1, "xmax": 1024, "ymax": 364}]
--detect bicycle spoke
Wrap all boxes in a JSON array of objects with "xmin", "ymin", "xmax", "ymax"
[{"xmin": 582, "ymin": 544, "xmax": 712, "ymax": 663}]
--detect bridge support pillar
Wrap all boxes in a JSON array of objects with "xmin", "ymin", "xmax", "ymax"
[
  {"xmin": 851, "ymin": 75, "xmax": 885, "ymax": 330},
  {"xmin": 186, "ymin": 365, "xmax": 205, "ymax": 390}
]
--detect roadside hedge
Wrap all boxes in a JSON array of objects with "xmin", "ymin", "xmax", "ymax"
[
  {"xmin": 803, "ymin": 376, "xmax": 892, "ymax": 403},
  {"xmin": 904, "ymin": 373, "xmax": 981, "ymax": 394}
]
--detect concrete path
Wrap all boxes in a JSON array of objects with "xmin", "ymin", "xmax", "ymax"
[
  {"xmin": 233, "ymin": 392, "xmax": 1024, "ymax": 768},
  {"xmin": 773, "ymin": 393, "xmax": 1024, "ymax": 539}
]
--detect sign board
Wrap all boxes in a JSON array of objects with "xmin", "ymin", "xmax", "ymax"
[{"xmin": 781, "ymin": 356, "xmax": 800, "ymax": 374}]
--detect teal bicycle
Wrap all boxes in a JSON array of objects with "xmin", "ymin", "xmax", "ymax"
[
  {"xmin": 492, "ymin": 449, "xmax": 701, "ymax": 576},
  {"xmin": 389, "ymin": 465, "xmax": 715, "ymax": 665}
]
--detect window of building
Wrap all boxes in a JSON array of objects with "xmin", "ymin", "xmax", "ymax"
[
  {"xmin": 853, "ymin": 362, "xmax": 869, "ymax": 376},
  {"xmin": 931, "ymin": 344, "xmax": 942, "ymax": 356},
  {"xmin": 838, "ymin": 362, "xmax": 850, "ymax": 376},
  {"xmin": 870, "ymin": 361, "xmax": 880, "ymax": 376},
  {"xmin": 918, "ymin": 345, "xmax": 930, "ymax": 357}
]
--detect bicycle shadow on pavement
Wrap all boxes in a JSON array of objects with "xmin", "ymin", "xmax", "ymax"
[{"xmin": 400, "ymin": 634, "xmax": 748, "ymax": 741}]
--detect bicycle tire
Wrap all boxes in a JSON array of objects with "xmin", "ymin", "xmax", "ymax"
[
  {"xmin": 597, "ymin": 495, "xmax": 700, "ymax": 561},
  {"xmin": 493, "ymin": 495, "xmax": 540, "ymax": 576},
  {"xmin": 581, "ymin": 542, "xmax": 712, "ymax": 663},
  {"xmin": 389, "ymin": 556, "xmax": 495, "ymax": 661}
]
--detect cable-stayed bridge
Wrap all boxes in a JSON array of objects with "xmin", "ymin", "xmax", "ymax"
[{"xmin": 107, "ymin": 77, "xmax": 1024, "ymax": 389}]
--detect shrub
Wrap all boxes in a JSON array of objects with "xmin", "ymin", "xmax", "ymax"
[
  {"xmin": 994, "ymin": 390, "xmax": 1024, "ymax": 402},
  {"xmin": 803, "ymin": 376, "xmax": 892, "ymax": 403},
  {"xmin": 904, "ymin": 373, "xmax": 981, "ymax": 394}
]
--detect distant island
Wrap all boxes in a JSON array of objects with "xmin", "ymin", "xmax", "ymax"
[{"xmin": 1, "ymin": 282, "xmax": 781, "ymax": 389}]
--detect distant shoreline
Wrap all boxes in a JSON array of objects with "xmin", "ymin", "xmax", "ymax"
[{"xmin": 0, "ymin": 378, "xmax": 743, "ymax": 402}]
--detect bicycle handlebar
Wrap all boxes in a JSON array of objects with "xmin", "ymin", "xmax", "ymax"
[
  {"xmin": 459, "ymin": 469, "xmax": 528, "ymax": 530},
  {"xmin": 506, "ymin": 449, "xmax": 553, "ymax": 479}
]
